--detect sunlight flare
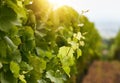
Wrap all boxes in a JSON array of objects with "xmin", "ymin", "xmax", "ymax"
[{"xmin": 48, "ymin": 0, "xmax": 69, "ymax": 10}]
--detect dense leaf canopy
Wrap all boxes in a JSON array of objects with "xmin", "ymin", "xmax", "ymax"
[{"xmin": 0, "ymin": 0, "xmax": 101, "ymax": 83}]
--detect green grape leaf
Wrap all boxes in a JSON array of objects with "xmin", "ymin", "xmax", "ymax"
[
  {"xmin": 10, "ymin": 61, "xmax": 20, "ymax": 78},
  {"xmin": 29, "ymin": 56, "xmax": 46, "ymax": 80},
  {"xmin": 1, "ymin": 72, "xmax": 18, "ymax": 83},
  {"xmin": 36, "ymin": 48, "xmax": 53, "ymax": 59},
  {"xmin": 11, "ymin": 50, "xmax": 21, "ymax": 63},
  {"xmin": 46, "ymin": 70, "xmax": 64, "ymax": 83},
  {"xmin": 45, "ymin": 51, "xmax": 53, "ymax": 59},
  {"xmin": 58, "ymin": 46, "xmax": 75, "ymax": 76},
  {"xmin": 0, "ymin": 6, "xmax": 19, "ymax": 33},
  {"xmin": 19, "ymin": 75, "xmax": 27, "ymax": 83},
  {"xmin": 27, "ymin": 10, "xmax": 36, "ymax": 29},
  {"xmin": 20, "ymin": 26, "xmax": 34, "ymax": 40},
  {"xmin": 20, "ymin": 27, "xmax": 35, "ymax": 51},
  {"xmin": 77, "ymin": 49, "xmax": 82, "ymax": 58},
  {"xmin": 4, "ymin": 36, "xmax": 17, "ymax": 51},
  {"xmin": 62, "ymin": 66, "xmax": 70, "ymax": 77},
  {"xmin": 11, "ymin": 36, "xmax": 21, "ymax": 46},
  {"xmin": 58, "ymin": 46, "xmax": 74, "ymax": 58},
  {"xmin": 6, "ymin": 0, "xmax": 27, "ymax": 21},
  {"xmin": 38, "ymin": 80, "xmax": 47, "ymax": 83},
  {"xmin": 20, "ymin": 61, "xmax": 33, "ymax": 73}
]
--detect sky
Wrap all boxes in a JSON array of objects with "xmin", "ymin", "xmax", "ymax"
[{"xmin": 48, "ymin": 0, "xmax": 120, "ymax": 38}]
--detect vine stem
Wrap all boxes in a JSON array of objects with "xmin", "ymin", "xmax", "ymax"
[{"xmin": 66, "ymin": 47, "xmax": 72, "ymax": 56}]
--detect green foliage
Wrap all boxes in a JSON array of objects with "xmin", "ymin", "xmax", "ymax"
[
  {"xmin": 10, "ymin": 61, "xmax": 20, "ymax": 78},
  {"xmin": 58, "ymin": 46, "xmax": 75, "ymax": 77},
  {"xmin": 110, "ymin": 30, "xmax": 120, "ymax": 60},
  {"xmin": 0, "ymin": 0, "xmax": 86, "ymax": 83},
  {"xmin": 46, "ymin": 70, "xmax": 64, "ymax": 83},
  {"xmin": 114, "ymin": 31, "xmax": 120, "ymax": 46},
  {"xmin": 76, "ymin": 15, "xmax": 102, "ymax": 82},
  {"xmin": 0, "ymin": 0, "xmax": 102, "ymax": 83},
  {"xmin": 0, "ymin": 6, "xmax": 18, "ymax": 33}
]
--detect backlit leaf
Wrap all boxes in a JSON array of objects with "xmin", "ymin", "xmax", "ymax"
[
  {"xmin": 10, "ymin": 61, "xmax": 20, "ymax": 78},
  {"xmin": 77, "ymin": 49, "xmax": 82, "ymax": 58},
  {"xmin": 19, "ymin": 75, "xmax": 27, "ymax": 83},
  {"xmin": 58, "ymin": 46, "xmax": 75, "ymax": 76},
  {"xmin": 46, "ymin": 70, "xmax": 64, "ymax": 83}
]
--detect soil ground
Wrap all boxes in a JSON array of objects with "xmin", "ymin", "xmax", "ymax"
[{"xmin": 82, "ymin": 60, "xmax": 120, "ymax": 83}]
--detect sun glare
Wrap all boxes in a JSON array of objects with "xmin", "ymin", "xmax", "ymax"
[{"xmin": 48, "ymin": 0, "xmax": 68, "ymax": 10}]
